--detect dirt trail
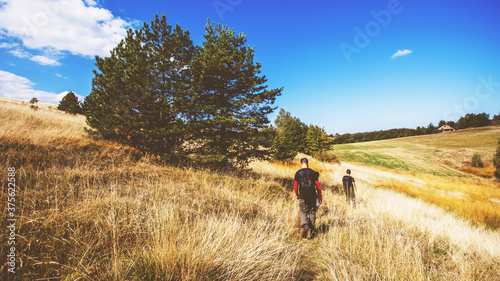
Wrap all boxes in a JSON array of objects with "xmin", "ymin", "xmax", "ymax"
[{"xmin": 296, "ymin": 162, "xmax": 500, "ymax": 279}]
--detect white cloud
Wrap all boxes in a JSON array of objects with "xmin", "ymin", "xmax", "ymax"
[
  {"xmin": 30, "ymin": 55, "xmax": 60, "ymax": 66},
  {"xmin": 3, "ymin": 43, "xmax": 61, "ymax": 65},
  {"xmin": 391, "ymin": 49, "xmax": 412, "ymax": 59},
  {"xmin": 0, "ymin": 70, "xmax": 69, "ymax": 104},
  {"xmin": 0, "ymin": 42, "xmax": 18, "ymax": 49},
  {"xmin": 0, "ymin": 0, "xmax": 133, "ymax": 63},
  {"xmin": 57, "ymin": 90, "xmax": 85, "ymax": 102}
]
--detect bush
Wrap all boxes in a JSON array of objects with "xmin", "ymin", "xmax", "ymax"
[
  {"xmin": 29, "ymin": 97, "xmax": 39, "ymax": 110},
  {"xmin": 313, "ymin": 150, "xmax": 340, "ymax": 164},
  {"xmin": 494, "ymin": 140, "xmax": 500, "ymax": 179},
  {"xmin": 471, "ymin": 153, "xmax": 484, "ymax": 168}
]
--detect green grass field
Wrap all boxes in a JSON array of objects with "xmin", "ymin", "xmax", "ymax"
[{"xmin": 332, "ymin": 126, "xmax": 500, "ymax": 177}]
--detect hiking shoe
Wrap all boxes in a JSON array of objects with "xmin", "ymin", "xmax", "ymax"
[
  {"xmin": 310, "ymin": 229, "xmax": 318, "ymax": 239},
  {"xmin": 301, "ymin": 225, "xmax": 309, "ymax": 239}
]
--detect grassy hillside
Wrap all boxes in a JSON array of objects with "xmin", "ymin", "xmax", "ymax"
[
  {"xmin": 0, "ymin": 100, "xmax": 302, "ymax": 280},
  {"xmin": 332, "ymin": 126, "xmax": 500, "ymax": 177},
  {"xmin": 1, "ymin": 99, "xmax": 499, "ymax": 280},
  {"xmin": 332, "ymin": 126, "xmax": 500, "ymax": 229}
]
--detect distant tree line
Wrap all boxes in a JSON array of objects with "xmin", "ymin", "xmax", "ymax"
[
  {"xmin": 332, "ymin": 112, "xmax": 496, "ymax": 144},
  {"xmin": 83, "ymin": 15, "xmax": 282, "ymax": 167}
]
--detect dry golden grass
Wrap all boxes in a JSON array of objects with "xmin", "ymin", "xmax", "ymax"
[
  {"xmin": 0, "ymin": 100, "xmax": 302, "ymax": 280},
  {"xmin": 379, "ymin": 175, "xmax": 500, "ymax": 229},
  {"xmin": 0, "ymin": 98, "xmax": 88, "ymax": 145},
  {"xmin": 1, "ymin": 99, "xmax": 499, "ymax": 280},
  {"xmin": 252, "ymin": 159, "xmax": 500, "ymax": 280},
  {"xmin": 461, "ymin": 165, "xmax": 497, "ymax": 178}
]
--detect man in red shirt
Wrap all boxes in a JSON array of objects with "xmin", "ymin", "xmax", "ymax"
[{"xmin": 294, "ymin": 158, "xmax": 323, "ymax": 239}]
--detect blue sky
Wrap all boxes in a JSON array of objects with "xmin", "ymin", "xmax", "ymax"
[{"xmin": 0, "ymin": 0, "xmax": 499, "ymax": 134}]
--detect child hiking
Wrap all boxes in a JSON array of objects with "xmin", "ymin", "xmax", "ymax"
[
  {"xmin": 294, "ymin": 158, "xmax": 323, "ymax": 239},
  {"xmin": 342, "ymin": 169, "xmax": 356, "ymax": 208}
]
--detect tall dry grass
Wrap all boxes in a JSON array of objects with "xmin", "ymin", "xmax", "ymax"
[
  {"xmin": 378, "ymin": 175, "xmax": 500, "ymax": 229},
  {"xmin": 0, "ymin": 99, "xmax": 88, "ymax": 145},
  {"xmin": 2, "ymin": 99, "xmax": 500, "ymax": 280},
  {"xmin": 250, "ymin": 159, "xmax": 500, "ymax": 280},
  {"xmin": 0, "ymin": 100, "xmax": 303, "ymax": 280}
]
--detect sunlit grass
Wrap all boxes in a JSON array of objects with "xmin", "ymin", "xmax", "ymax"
[
  {"xmin": 378, "ymin": 175, "xmax": 500, "ymax": 229},
  {"xmin": 332, "ymin": 126, "xmax": 500, "ymax": 177},
  {"xmin": 1, "ymin": 99, "xmax": 499, "ymax": 280}
]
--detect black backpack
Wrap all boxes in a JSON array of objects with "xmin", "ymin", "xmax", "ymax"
[{"xmin": 298, "ymin": 169, "xmax": 318, "ymax": 200}]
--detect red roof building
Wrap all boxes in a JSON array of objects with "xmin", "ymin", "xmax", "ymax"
[{"xmin": 438, "ymin": 125, "xmax": 455, "ymax": 133}]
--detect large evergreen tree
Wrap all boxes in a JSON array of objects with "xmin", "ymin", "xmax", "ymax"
[
  {"xmin": 189, "ymin": 21, "xmax": 282, "ymax": 165},
  {"xmin": 84, "ymin": 16, "xmax": 281, "ymax": 165},
  {"xmin": 84, "ymin": 15, "xmax": 195, "ymax": 157}
]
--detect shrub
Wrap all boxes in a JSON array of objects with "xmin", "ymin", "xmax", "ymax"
[
  {"xmin": 313, "ymin": 150, "xmax": 340, "ymax": 164},
  {"xmin": 29, "ymin": 97, "xmax": 39, "ymax": 110},
  {"xmin": 471, "ymin": 153, "xmax": 484, "ymax": 168},
  {"xmin": 494, "ymin": 139, "xmax": 500, "ymax": 179}
]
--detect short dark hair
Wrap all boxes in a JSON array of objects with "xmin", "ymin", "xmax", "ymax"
[
  {"xmin": 300, "ymin": 158, "xmax": 308, "ymax": 165},
  {"xmin": 346, "ymin": 169, "xmax": 351, "ymax": 174}
]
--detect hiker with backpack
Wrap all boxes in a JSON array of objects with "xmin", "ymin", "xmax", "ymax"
[
  {"xmin": 294, "ymin": 158, "xmax": 323, "ymax": 239},
  {"xmin": 342, "ymin": 169, "xmax": 357, "ymax": 208}
]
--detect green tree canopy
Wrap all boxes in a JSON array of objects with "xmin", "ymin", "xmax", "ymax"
[
  {"xmin": 58, "ymin": 91, "xmax": 82, "ymax": 114},
  {"xmin": 305, "ymin": 125, "xmax": 331, "ymax": 155},
  {"xmin": 189, "ymin": 21, "xmax": 282, "ymax": 166},
  {"xmin": 457, "ymin": 113, "xmax": 490, "ymax": 129},
  {"xmin": 494, "ymin": 139, "xmax": 500, "ymax": 179},
  {"xmin": 271, "ymin": 109, "xmax": 307, "ymax": 161},
  {"xmin": 84, "ymin": 15, "xmax": 281, "ymax": 166},
  {"xmin": 84, "ymin": 15, "xmax": 196, "ymax": 157}
]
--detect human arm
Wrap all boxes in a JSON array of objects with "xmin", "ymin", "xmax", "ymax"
[
  {"xmin": 294, "ymin": 181, "xmax": 299, "ymax": 199},
  {"xmin": 315, "ymin": 181, "xmax": 323, "ymax": 203}
]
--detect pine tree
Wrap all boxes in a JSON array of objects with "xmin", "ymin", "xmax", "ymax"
[
  {"xmin": 189, "ymin": 21, "xmax": 282, "ymax": 166},
  {"xmin": 58, "ymin": 91, "xmax": 82, "ymax": 114},
  {"xmin": 84, "ymin": 15, "xmax": 195, "ymax": 158},
  {"xmin": 271, "ymin": 110, "xmax": 307, "ymax": 160},
  {"xmin": 305, "ymin": 125, "xmax": 331, "ymax": 155},
  {"xmin": 271, "ymin": 133, "xmax": 298, "ymax": 161}
]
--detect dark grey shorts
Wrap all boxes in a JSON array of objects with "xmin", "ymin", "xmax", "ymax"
[{"xmin": 299, "ymin": 198, "xmax": 317, "ymax": 228}]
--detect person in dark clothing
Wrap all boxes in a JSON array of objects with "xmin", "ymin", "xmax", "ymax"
[
  {"xmin": 342, "ymin": 169, "xmax": 356, "ymax": 208},
  {"xmin": 294, "ymin": 158, "xmax": 323, "ymax": 239}
]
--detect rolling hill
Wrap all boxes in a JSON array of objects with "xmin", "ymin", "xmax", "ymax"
[
  {"xmin": 1, "ymin": 98, "xmax": 499, "ymax": 280},
  {"xmin": 332, "ymin": 126, "xmax": 500, "ymax": 177}
]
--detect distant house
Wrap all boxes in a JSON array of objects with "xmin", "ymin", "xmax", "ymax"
[{"xmin": 438, "ymin": 125, "xmax": 455, "ymax": 133}]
